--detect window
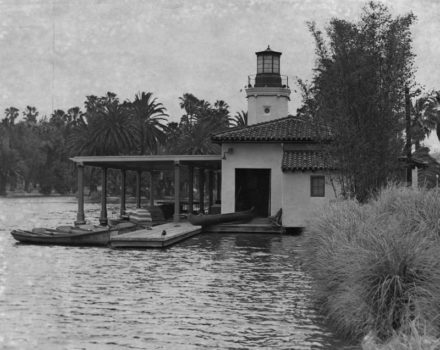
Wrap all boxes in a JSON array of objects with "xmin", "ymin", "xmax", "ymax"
[
  {"xmin": 310, "ymin": 176, "xmax": 325, "ymax": 197},
  {"xmin": 257, "ymin": 56, "xmax": 263, "ymax": 73}
]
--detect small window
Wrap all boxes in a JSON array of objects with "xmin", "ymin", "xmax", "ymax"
[
  {"xmin": 264, "ymin": 107, "xmax": 270, "ymax": 114},
  {"xmin": 311, "ymin": 176, "xmax": 325, "ymax": 197}
]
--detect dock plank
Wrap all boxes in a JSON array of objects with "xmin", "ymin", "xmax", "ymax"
[{"xmin": 110, "ymin": 222, "xmax": 201, "ymax": 248}]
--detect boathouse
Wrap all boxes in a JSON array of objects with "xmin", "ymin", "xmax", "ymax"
[
  {"xmin": 212, "ymin": 47, "xmax": 337, "ymax": 227},
  {"xmin": 70, "ymin": 46, "xmax": 338, "ymax": 230}
]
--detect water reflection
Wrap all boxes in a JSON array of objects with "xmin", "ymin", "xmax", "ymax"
[{"xmin": 0, "ymin": 197, "xmax": 357, "ymax": 349}]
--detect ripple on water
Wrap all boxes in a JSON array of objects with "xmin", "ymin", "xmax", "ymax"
[{"xmin": 0, "ymin": 197, "xmax": 357, "ymax": 349}]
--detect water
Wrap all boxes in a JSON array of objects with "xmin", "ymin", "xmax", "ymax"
[{"xmin": 0, "ymin": 197, "xmax": 357, "ymax": 349}]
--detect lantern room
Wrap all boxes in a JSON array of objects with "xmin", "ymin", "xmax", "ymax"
[{"xmin": 255, "ymin": 46, "xmax": 282, "ymax": 87}]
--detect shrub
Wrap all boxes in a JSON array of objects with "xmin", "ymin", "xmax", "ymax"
[{"xmin": 302, "ymin": 185, "xmax": 440, "ymax": 343}]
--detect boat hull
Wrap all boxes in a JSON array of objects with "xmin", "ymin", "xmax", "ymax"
[
  {"xmin": 11, "ymin": 228, "xmax": 112, "ymax": 246},
  {"xmin": 10, "ymin": 222, "xmax": 138, "ymax": 247},
  {"xmin": 187, "ymin": 208, "xmax": 254, "ymax": 226}
]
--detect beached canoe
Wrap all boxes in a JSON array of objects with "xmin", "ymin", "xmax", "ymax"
[
  {"xmin": 187, "ymin": 208, "xmax": 254, "ymax": 226},
  {"xmin": 10, "ymin": 222, "xmax": 137, "ymax": 246}
]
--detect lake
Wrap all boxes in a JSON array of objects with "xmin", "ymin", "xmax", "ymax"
[{"xmin": 0, "ymin": 197, "xmax": 357, "ymax": 349}]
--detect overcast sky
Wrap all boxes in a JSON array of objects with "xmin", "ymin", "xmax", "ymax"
[{"xmin": 1, "ymin": 0, "xmax": 439, "ymax": 131}]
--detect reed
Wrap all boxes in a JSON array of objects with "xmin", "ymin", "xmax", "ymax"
[{"xmin": 303, "ymin": 185, "xmax": 440, "ymax": 343}]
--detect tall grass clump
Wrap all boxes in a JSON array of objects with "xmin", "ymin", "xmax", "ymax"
[{"xmin": 303, "ymin": 185, "xmax": 440, "ymax": 345}]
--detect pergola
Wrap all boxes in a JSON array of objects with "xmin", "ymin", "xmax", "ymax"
[{"xmin": 70, "ymin": 155, "xmax": 222, "ymax": 225}]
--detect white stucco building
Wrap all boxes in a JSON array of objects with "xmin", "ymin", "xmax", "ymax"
[{"xmin": 213, "ymin": 47, "xmax": 338, "ymax": 228}]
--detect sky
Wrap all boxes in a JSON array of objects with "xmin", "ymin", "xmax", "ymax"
[{"xmin": 1, "ymin": 0, "xmax": 439, "ymax": 146}]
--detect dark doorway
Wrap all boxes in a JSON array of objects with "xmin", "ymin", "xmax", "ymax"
[{"xmin": 235, "ymin": 169, "xmax": 271, "ymax": 217}]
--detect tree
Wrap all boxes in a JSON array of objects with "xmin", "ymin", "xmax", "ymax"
[
  {"xmin": 166, "ymin": 94, "xmax": 231, "ymax": 155},
  {"xmin": 126, "ymin": 92, "xmax": 168, "ymax": 155},
  {"xmin": 303, "ymin": 2, "xmax": 416, "ymax": 201},
  {"xmin": 23, "ymin": 106, "xmax": 39, "ymax": 124},
  {"xmin": 232, "ymin": 110, "xmax": 248, "ymax": 127}
]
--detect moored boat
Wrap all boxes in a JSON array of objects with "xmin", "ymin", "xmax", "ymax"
[
  {"xmin": 10, "ymin": 222, "xmax": 137, "ymax": 246},
  {"xmin": 187, "ymin": 208, "xmax": 254, "ymax": 226}
]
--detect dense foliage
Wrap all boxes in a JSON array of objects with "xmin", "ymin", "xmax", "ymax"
[
  {"xmin": 301, "ymin": 2, "xmax": 417, "ymax": 201},
  {"xmin": 0, "ymin": 91, "xmax": 233, "ymax": 196},
  {"xmin": 303, "ymin": 185, "xmax": 440, "ymax": 346}
]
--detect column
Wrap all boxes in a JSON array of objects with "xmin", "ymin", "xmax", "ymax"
[
  {"xmin": 188, "ymin": 166, "xmax": 194, "ymax": 214},
  {"xmin": 198, "ymin": 168, "xmax": 205, "ymax": 214},
  {"xmin": 136, "ymin": 170, "xmax": 142, "ymax": 209},
  {"xmin": 173, "ymin": 161, "xmax": 181, "ymax": 222},
  {"xmin": 216, "ymin": 170, "xmax": 221, "ymax": 203},
  {"xmin": 149, "ymin": 171, "xmax": 154, "ymax": 207},
  {"xmin": 120, "ymin": 169, "xmax": 126, "ymax": 217},
  {"xmin": 75, "ymin": 164, "xmax": 86, "ymax": 225},
  {"xmin": 207, "ymin": 170, "xmax": 213, "ymax": 214},
  {"xmin": 99, "ymin": 167, "xmax": 108, "ymax": 226}
]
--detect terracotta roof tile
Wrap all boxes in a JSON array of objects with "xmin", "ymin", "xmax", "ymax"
[
  {"xmin": 212, "ymin": 115, "xmax": 331, "ymax": 143},
  {"xmin": 282, "ymin": 150, "xmax": 335, "ymax": 172}
]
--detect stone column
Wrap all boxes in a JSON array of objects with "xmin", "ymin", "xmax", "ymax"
[
  {"xmin": 188, "ymin": 166, "xmax": 194, "ymax": 214},
  {"xmin": 99, "ymin": 167, "xmax": 108, "ymax": 226},
  {"xmin": 198, "ymin": 168, "xmax": 205, "ymax": 214},
  {"xmin": 75, "ymin": 164, "xmax": 86, "ymax": 226},
  {"xmin": 120, "ymin": 169, "xmax": 126, "ymax": 217},
  {"xmin": 136, "ymin": 170, "xmax": 142, "ymax": 209},
  {"xmin": 216, "ymin": 170, "xmax": 221, "ymax": 203},
  {"xmin": 207, "ymin": 170, "xmax": 213, "ymax": 214},
  {"xmin": 173, "ymin": 161, "xmax": 180, "ymax": 222},
  {"xmin": 149, "ymin": 171, "xmax": 154, "ymax": 207}
]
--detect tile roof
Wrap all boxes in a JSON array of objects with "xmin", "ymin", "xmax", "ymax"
[
  {"xmin": 212, "ymin": 115, "xmax": 331, "ymax": 143},
  {"xmin": 282, "ymin": 150, "xmax": 335, "ymax": 172}
]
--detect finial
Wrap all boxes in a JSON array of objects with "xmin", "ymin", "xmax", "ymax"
[{"xmin": 267, "ymin": 45, "xmax": 271, "ymax": 50}]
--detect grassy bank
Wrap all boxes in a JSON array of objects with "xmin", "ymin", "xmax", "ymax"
[{"xmin": 302, "ymin": 185, "xmax": 440, "ymax": 348}]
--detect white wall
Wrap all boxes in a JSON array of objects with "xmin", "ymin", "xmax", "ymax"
[
  {"xmin": 221, "ymin": 143, "xmax": 283, "ymax": 215},
  {"xmin": 282, "ymin": 172, "xmax": 338, "ymax": 227},
  {"xmin": 220, "ymin": 143, "xmax": 339, "ymax": 227},
  {"xmin": 246, "ymin": 87, "xmax": 290, "ymax": 125}
]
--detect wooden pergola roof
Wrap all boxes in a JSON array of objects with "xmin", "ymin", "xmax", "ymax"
[{"xmin": 70, "ymin": 155, "xmax": 222, "ymax": 171}]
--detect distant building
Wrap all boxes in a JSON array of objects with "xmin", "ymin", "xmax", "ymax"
[{"xmin": 213, "ymin": 47, "xmax": 338, "ymax": 228}]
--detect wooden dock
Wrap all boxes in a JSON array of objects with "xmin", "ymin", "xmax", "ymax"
[
  {"xmin": 110, "ymin": 222, "xmax": 202, "ymax": 248},
  {"xmin": 204, "ymin": 217, "xmax": 283, "ymax": 234}
]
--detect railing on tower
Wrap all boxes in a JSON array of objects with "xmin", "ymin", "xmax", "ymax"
[{"xmin": 247, "ymin": 74, "xmax": 289, "ymax": 88}]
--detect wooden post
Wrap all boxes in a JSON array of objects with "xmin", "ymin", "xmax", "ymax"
[
  {"xmin": 198, "ymin": 168, "xmax": 205, "ymax": 214},
  {"xmin": 207, "ymin": 170, "xmax": 213, "ymax": 214},
  {"xmin": 99, "ymin": 167, "xmax": 108, "ymax": 226},
  {"xmin": 173, "ymin": 161, "xmax": 180, "ymax": 222},
  {"xmin": 216, "ymin": 170, "xmax": 221, "ymax": 203},
  {"xmin": 75, "ymin": 164, "xmax": 86, "ymax": 225},
  {"xmin": 149, "ymin": 172, "xmax": 154, "ymax": 207},
  {"xmin": 405, "ymin": 86, "xmax": 412, "ymax": 186},
  {"xmin": 136, "ymin": 170, "xmax": 142, "ymax": 208},
  {"xmin": 188, "ymin": 166, "xmax": 194, "ymax": 214},
  {"xmin": 120, "ymin": 169, "xmax": 126, "ymax": 217}
]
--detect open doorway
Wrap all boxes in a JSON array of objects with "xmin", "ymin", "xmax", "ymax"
[{"xmin": 235, "ymin": 169, "xmax": 271, "ymax": 217}]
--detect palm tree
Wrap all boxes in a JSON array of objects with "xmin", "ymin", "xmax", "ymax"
[
  {"xmin": 87, "ymin": 101, "xmax": 137, "ymax": 155},
  {"xmin": 232, "ymin": 110, "xmax": 248, "ymax": 127},
  {"xmin": 127, "ymin": 92, "xmax": 168, "ymax": 155},
  {"xmin": 3, "ymin": 107, "xmax": 19, "ymax": 127},
  {"xmin": 411, "ymin": 90, "xmax": 440, "ymax": 148},
  {"xmin": 23, "ymin": 106, "xmax": 39, "ymax": 124}
]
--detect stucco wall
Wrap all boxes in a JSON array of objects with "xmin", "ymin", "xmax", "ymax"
[
  {"xmin": 282, "ymin": 172, "xmax": 338, "ymax": 227},
  {"xmin": 246, "ymin": 88, "xmax": 290, "ymax": 125},
  {"xmin": 221, "ymin": 143, "xmax": 283, "ymax": 215}
]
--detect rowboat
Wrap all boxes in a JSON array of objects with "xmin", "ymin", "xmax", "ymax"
[
  {"xmin": 187, "ymin": 208, "xmax": 254, "ymax": 226},
  {"xmin": 10, "ymin": 222, "xmax": 138, "ymax": 246}
]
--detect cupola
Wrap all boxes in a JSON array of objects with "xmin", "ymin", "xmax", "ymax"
[{"xmin": 255, "ymin": 46, "xmax": 282, "ymax": 87}]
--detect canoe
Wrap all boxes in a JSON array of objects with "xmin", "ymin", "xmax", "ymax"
[
  {"xmin": 188, "ymin": 208, "xmax": 254, "ymax": 226},
  {"xmin": 10, "ymin": 222, "xmax": 138, "ymax": 246}
]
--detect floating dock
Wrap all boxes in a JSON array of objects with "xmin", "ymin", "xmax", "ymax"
[
  {"xmin": 204, "ymin": 217, "xmax": 283, "ymax": 234},
  {"xmin": 110, "ymin": 222, "xmax": 202, "ymax": 248}
]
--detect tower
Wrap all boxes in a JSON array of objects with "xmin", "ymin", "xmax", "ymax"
[{"xmin": 245, "ymin": 46, "xmax": 291, "ymax": 125}]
